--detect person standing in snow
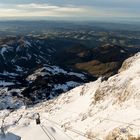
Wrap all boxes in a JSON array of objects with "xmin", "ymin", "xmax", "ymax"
[{"xmin": 35, "ymin": 113, "xmax": 41, "ymax": 125}]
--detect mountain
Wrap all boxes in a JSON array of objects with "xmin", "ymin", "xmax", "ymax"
[
  {"xmin": 0, "ymin": 36, "xmax": 139, "ymax": 77},
  {"xmin": 0, "ymin": 36, "xmax": 139, "ymax": 105},
  {"xmin": 55, "ymin": 44, "xmax": 139, "ymax": 77},
  {"xmin": 21, "ymin": 65, "xmax": 94, "ymax": 102},
  {"xmin": 0, "ymin": 53, "xmax": 140, "ymax": 140},
  {"xmin": 0, "ymin": 65, "xmax": 94, "ymax": 109},
  {"xmin": 0, "ymin": 36, "xmax": 96, "ymax": 100},
  {"xmin": 0, "ymin": 36, "xmax": 55, "ymax": 73}
]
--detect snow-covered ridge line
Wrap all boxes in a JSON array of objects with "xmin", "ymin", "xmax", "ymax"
[
  {"xmin": 93, "ymin": 52, "xmax": 140, "ymax": 104},
  {"xmin": 27, "ymin": 65, "xmax": 86, "ymax": 81},
  {"xmin": 119, "ymin": 52, "xmax": 140, "ymax": 72},
  {"xmin": 0, "ymin": 53, "xmax": 140, "ymax": 140}
]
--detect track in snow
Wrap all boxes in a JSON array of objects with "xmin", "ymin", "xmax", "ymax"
[{"xmin": 11, "ymin": 122, "xmax": 72, "ymax": 140}]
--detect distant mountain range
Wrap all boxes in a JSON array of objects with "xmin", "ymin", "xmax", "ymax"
[{"xmin": 0, "ymin": 36, "xmax": 139, "ymax": 103}]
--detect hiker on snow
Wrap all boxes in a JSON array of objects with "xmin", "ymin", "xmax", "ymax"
[{"xmin": 35, "ymin": 113, "xmax": 41, "ymax": 125}]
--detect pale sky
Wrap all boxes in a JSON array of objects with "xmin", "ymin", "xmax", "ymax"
[{"xmin": 0, "ymin": 0, "xmax": 139, "ymax": 20}]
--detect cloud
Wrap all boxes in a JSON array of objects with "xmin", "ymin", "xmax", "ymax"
[
  {"xmin": 0, "ymin": 3, "xmax": 86, "ymax": 17},
  {"xmin": 17, "ymin": 3, "xmax": 59, "ymax": 9},
  {"xmin": 0, "ymin": 2, "xmax": 139, "ymax": 19},
  {"xmin": 17, "ymin": 3, "xmax": 84, "ymax": 13},
  {"xmin": 0, "ymin": 8, "xmax": 20, "ymax": 17}
]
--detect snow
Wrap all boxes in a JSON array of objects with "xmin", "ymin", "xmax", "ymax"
[
  {"xmin": 27, "ymin": 53, "xmax": 32, "ymax": 60},
  {"xmin": 43, "ymin": 65, "xmax": 86, "ymax": 79},
  {"xmin": 120, "ymin": 49, "xmax": 125, "ymax": 53},
  {"xmin": 15, "ymin": 66, "xmax": 23, "ymax": 72},
  {"xmin": 24, "ymin": 41, "xmax": 31, "ymax": 47},
  {"xmin": 0, "ymin": 88, "xmax": 24, "ymax": 110},
  {"xmin": 0, "ymin": 47, "xmax": 8, "ymax": 60},
  {"xmin": 47, "ymin": 48, "xmax": 54, "ymax": 53},
  {"xmin": 0, "ymin": 47, "xmax": 8, "ymax": 57},
  {"xmin": 1, "ymin": 71, "xmax": 18, "ymax": 76},
  {"xmin": 0, "ymin": 45, "xmax": 13, "ymax": 60},
  {"xmin": 12, "ymin": 122, "xmax": 71, "ymax": 140},
  {"xmin": 15, "ymin": 46, "xmax": 20, "ymax": 52},
  {"xmin": 0, "ymin": 81, "xmax": 15, "ymax": 87},
  {"xmin": 0, "ymin": 53, "xmax": 140, "ymax": 140},
  {"xmin": 0, "ymin": 132, "xmax": 21, "ymax": 140},
  {"xmin": 68, "ymin": 72, "xmax": 86, "ymax": 80},
  {"xmin": 16, "ymin": 40, "xmax": 31, "ymax": 52},
  {"xmin": 53, "ymin": 81, "xmax": 81, "ymax": 92},
  {"xmin": 26, "ymin": 65, "xmax": 86, "ymax": 81}
]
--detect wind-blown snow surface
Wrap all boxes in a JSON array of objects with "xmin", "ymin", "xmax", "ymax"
[{"xmin": 0, "ymin": 53, "xmax": 140, "ymax": 140}]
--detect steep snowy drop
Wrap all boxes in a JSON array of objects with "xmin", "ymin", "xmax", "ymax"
[{"xmin": 0, "ymin": 53, "xmax": 140, "ymax": 140}]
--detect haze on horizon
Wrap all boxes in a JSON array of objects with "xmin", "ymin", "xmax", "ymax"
[{"xmin": 0, "ymin": 0, "xmax": 140, "ymax": 22}]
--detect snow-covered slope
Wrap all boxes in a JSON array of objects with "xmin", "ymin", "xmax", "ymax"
[
  {"xmin": 0, "ymin": 65, "xmax": 92, "ymax": 110},
  {"xmin": 0, "ymin": 53, "xmax": 140, "ymax": 140}
]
